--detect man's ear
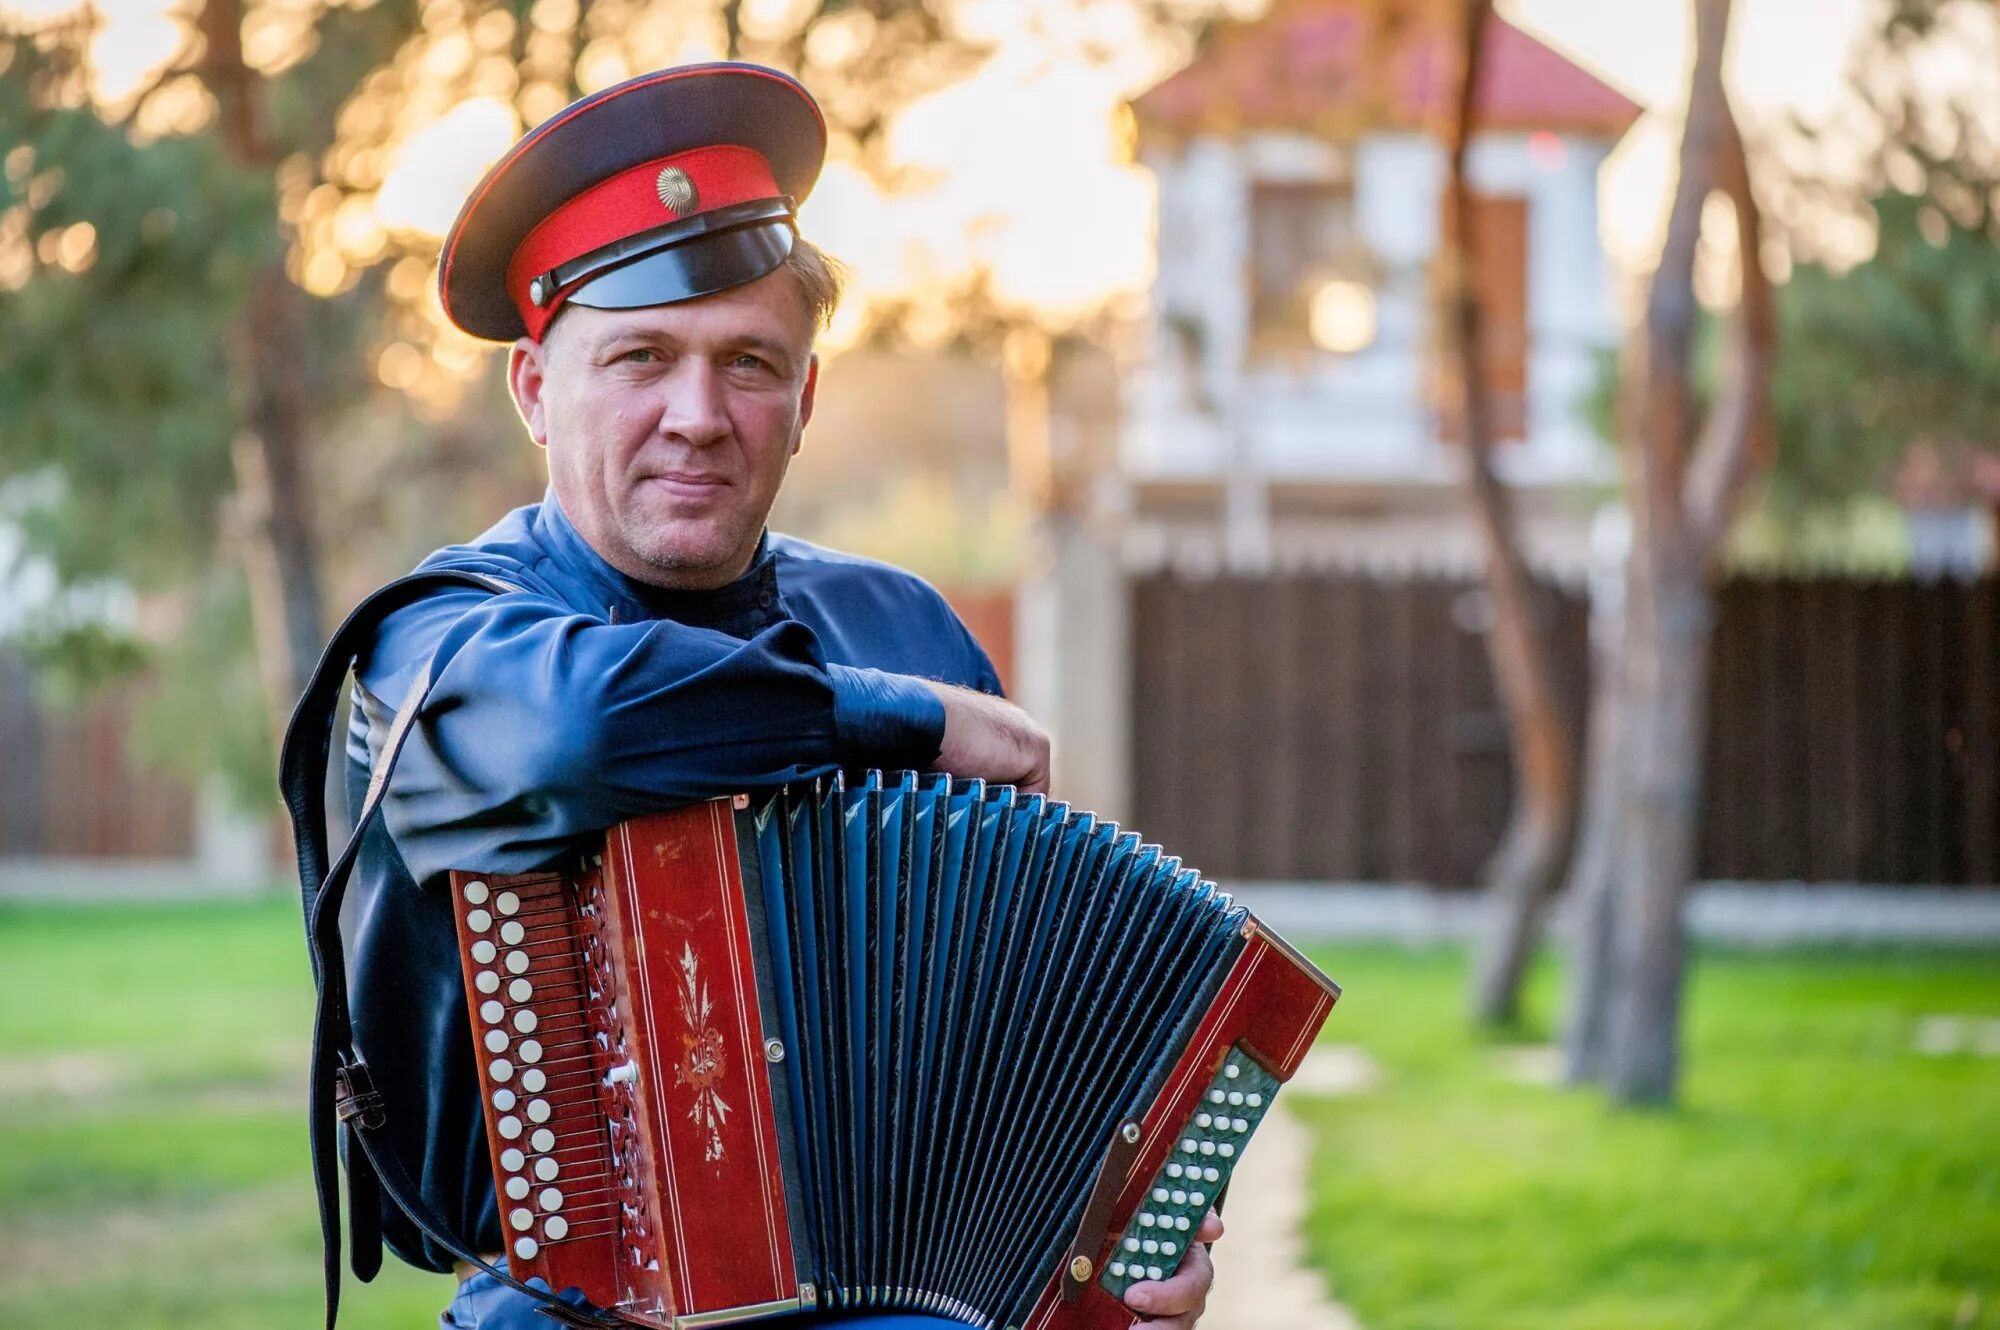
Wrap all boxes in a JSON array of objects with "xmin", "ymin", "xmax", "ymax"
[
  {"xmin": 508, "ymin": 336, "xmax": 551, "ymax": 448},
  {"xmin": 795, "ymin": 354, "xmax": 819, "ymax": 454}
]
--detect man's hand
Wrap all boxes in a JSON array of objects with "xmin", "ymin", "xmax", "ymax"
[
  {"xmin": 1122, "ymin": 1209, "xmax": 1224, "ymax": 1329},
  {"xmin": 921, "ymin": 682, "xmax": 1051, "ymax": 794}
]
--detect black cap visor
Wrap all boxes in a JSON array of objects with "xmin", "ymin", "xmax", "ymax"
[{"xmin": 553, "ymin": 210, "xmax": 797, "ymax": 318}]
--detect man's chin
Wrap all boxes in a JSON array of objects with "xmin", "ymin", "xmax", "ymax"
[{"xmin": 620, "ymin": 526, "xmax": 756, "ymax": 587}]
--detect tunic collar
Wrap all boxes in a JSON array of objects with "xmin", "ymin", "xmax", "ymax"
[{"xmin": 532, "ymin": 489, "xmax": 785, "ymax": 635}]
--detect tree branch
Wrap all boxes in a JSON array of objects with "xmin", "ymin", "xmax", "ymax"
[
  {"xmin": 1682, "ymin": 103, "xmax": 1777, "ymax": 557},
  {"xmin": 1633, "ymin": 0, "xmax": 1734, "ymax": 540}
]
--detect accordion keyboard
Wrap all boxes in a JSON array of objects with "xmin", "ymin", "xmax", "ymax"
[
  {"xmin": 453, "ymin": 865, "xmax": 641, "ymax": 1312},
  {"xmin": 1097, "ymin": 1046, "xmax": 1280, "ymax": 1299}
]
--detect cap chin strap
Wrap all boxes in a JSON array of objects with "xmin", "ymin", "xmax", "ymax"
[
  {"xmin": 280, "ymin": 571, "xmax": 633, "ymax": 1329},
  {"xmin": 528, "ymin": 196, "xmax": 795, "ymax": 308}
]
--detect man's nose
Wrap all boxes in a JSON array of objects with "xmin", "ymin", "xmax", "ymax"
[{"xmin": 654, "ymin": 360, "xmax": 732, "ymax": 447}]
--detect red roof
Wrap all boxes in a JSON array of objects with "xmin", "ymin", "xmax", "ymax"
[{"xmin": 1133, "ymin": 0, "xmax": 1643, "ymax": 142}]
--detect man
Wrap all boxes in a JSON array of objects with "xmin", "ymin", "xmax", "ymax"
[{"xmin": 338, "ymin": 63, "xmax": 1223, "ymax": 1330}]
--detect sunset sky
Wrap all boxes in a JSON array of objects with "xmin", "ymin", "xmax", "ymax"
[{"xmin": 1, "ymin": 0, "xmax": 1924, "ymax": 334}]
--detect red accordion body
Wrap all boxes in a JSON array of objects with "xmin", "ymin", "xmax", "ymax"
[{"xmin": 448, "ymin": 778, "xmax": 1338, "ymax": 1329}]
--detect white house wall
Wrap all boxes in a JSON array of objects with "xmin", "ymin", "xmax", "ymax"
[{"xmin": 1126, "ymin": 128, "xmax": 1620, "ymax": 488}]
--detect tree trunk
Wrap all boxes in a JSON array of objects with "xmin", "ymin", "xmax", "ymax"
[
  {"xmin": 1561, "ymin": 0, "xmax": 1771, "ymax": 1105},
  {"xmin": 201, "ymin": 0, "xmax": 327, "ymax": 740},
  {"xmin": 1561, "ymin": 524, "xmax": 1630, "ymax": 1084},
  {"xmin": 1603, "ymin": 544, "xmax": 1711, "ymax": 1103},
  {"xmin": 1441, "ymin": 0, "xmax": 1580, "ymax": 1025},
  {"xmin": 233, "ymin": 264, "xmax": 328, "ymax": 735}
]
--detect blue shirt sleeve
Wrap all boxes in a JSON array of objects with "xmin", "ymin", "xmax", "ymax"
[{"xmin": 360, "ymin": 585, "xmax": 946, "ymax": 881}]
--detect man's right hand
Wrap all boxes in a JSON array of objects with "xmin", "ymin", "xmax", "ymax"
[{"xmin": 921, "ymin": 682, "xmax": 1052, "ymax": 794}]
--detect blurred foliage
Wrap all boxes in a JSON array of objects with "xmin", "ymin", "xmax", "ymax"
[
  {"xmin": 1581, "ymin": 0, "xmax": 2000, "ymax": 571},
  {"xmin": 0, "ymin": 7, "xmax": 424, "ymax": 803},
  {"xmin": 0, "ymin": 0, "xmax": 1226, "ymax": 807}
]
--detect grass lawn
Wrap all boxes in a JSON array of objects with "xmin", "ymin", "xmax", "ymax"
[
  {"xmin": 0, "ymin": 897, "xmax": 452, "ymax": 1329},
  {"xmin": 0, "ymin": 897, "xmax": 1994, "ymax": 1329},
  {"xmin": 1297, "ymin": 945, "xmax": 2000, "ymax": 1330}
]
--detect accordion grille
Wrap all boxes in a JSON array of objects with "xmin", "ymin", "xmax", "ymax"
[{"xmin": 750, "ymin": 774, "xmax": 1249, "ymax": 1325}]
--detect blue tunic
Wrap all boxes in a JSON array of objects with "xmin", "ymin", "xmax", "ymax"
[{"xmin": 344, "ymin": 493, "xmax": 999, "ymax": 1325}]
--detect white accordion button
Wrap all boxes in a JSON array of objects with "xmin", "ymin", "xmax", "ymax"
[
  {"xmin": 1174, "ymin": 1216, "xmax": 1191, "ymax": 1231},
  {"xmin": 462, "ymin": 881, "xmax": 490, "ymax": 905},
  {"xmin": 1142, "ymin": 1240, "xmax": 1159, "ymax": 1255},
  {"xmin": 1218, "ymin": 1144, "xmax": 1235, "ymax": 1159},
  {"xmin": 1152, "ymin": 1188, "xmax": 1169, "ymax": 1203},
  {"xmin": 543, "ymin": 1216, "xmax": 569, "ymax": 1241},
  {"xmin": 492, "ymin": 1088, "xmax": 517, "ymax": 1112},
  {"xmin": 489, "ymin": 1059, "xmax": 513, "ymax": 1082},
  {"xmin": 1203, "ymin": 1167, "xmax": 1220, "ymax": 1182},
  {"xmin": 518, "ymin": 1039, "xmax": 543, "ymax": 1064},
  {"xmin": 513, "ymin": 1236, "xmax": 539, "ymax": 1260},
  {"xmin": 1247, "ymin": 1093, "xmax": 1264, "ymax": 1108},
  {"xmin": 497, "ymin": 1115, "xmax": 522, "ymax": 1140},
  {"xmin": 1162, "ymin": 1241, "xmax": 1178, "ymax": 1256},
  {"xmin": 1109, "ymin": 1262, "xmax": 1126, "ymax": 1277},
  {"xmin": 474, "ymin": 971, "xmax": 499, "ymax": 995},
  {"xmin": 471, "ymin": 940, "xmax": 497, "ymax": 964},
  {"xmin": 505, "ymin": 1177, "xmax": 530, "ymax": 1201},
  {"xmin": 466, "ymin": 909, "xmax": 492, "ymax": 933},
  {"xmin": 1147, "ymin": 1266, "xmax": 1164, "ymax": 1281},
  {"xmin": 505, "ymin": 951, "xmax": 531, "ymax": 975},
  {"xmin": 530, "ymin": 1127, "xmax": 556, "ymax": 1153},
  {"xmin": 526, "ymin": 1099, "xmax": 551, "ymax": 1124},
  {"xmin": 1190, "ymin": 1191, "xmax": 1205, "ymax": 1207},
  {"xmin": 534, "ymin": 1157, "xmax": 560, "ymax": 1182},
  {"xmin": 500, "ymin": 921, "xmax": 526, "ymax": 946},
  {"xmin": 480, "ymin": 1000, "xmax": 505, "ymax": 1024},
  {"xmin": 1199, "ymin": 1142, "xmax": 1215, "ymax": 1156},
  {"xmin": 1225, "ymin": 1064, "xmax": 1241, "ymax": 1079},
  {"xmin": 1123, "ymin": 1238, "xmax": 1140, "ymax": 1253},
  {"xmin": 1138, "ymin": 1213, "xmax": 1156, "ymax": 1228},
  {"xmin": 1165, "ymin": 1164, "xmax": 1184, "ymax": 1179},
  {"xmin": 1208, "ymin": 1090, "xmax": 1226, "ymax": 1104},
  {"xmin": 1228, "ymin": 1091, "xmax": 1245, "ymax": 1106},
  {"xmin": 500, "ymin": 1148, "xmax": 525, "ymax": 1171},
  {"xmin": 521, "ymin": 1068, "xmax": 547, "ymax": 1093},
  {"xmin": 513, "ymin": 1010, "xmax": 539, "ymax": 1034},
  {"xmin": 539, "ymin": 1187, "xmax": 563, "ymax": 1211},
  {"xmin": 510, "ymin": 1207, "xmax": 533, "ymax": 1232},
  {"xmin": 509, "ymin": 979, "xmax": 533, "ymax": 1003},
  {"xmin": 484, "ymin": 1030, "xmax": 509, "ymax": 1054},
  {"xmin": 1195, "ymin": 1113, "xmax": 1212, "ymax": 1128},
  {"xmin": 1171, "ymin": 1190, "xmax": 1187, "ymax": 1205},
  {"xmin": 496, "ymin": 890, "xmax": 520, "ymax": 916}
]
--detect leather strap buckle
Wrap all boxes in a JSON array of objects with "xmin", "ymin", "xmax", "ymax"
[{"xmin": 333, "ymin": 1062, "xmax": 387, "ymax": 1131}]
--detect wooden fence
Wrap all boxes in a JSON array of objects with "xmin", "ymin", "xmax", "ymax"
[
  {"xmin": 1131, "ymin": 571, "xmax": 2000, "ymax": 887},
  {"xmin": 0, "ymin": 651, "xmax": 196, "ymax": 860}
]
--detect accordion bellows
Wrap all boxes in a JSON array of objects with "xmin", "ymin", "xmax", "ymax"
[{"xmin": 448, "ymin": 772, "xmax": 1339, "ymax": 1329}]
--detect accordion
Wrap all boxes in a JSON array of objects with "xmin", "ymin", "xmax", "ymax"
[{"xmin": 447, "ymin": 772, "xmax": 1339, "ymax": 1329}]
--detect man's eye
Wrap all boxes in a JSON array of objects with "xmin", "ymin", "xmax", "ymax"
[
  {"xmin": 732, "ymin": 353, "xmax": 773, "ymax": 372},
  {"xmin": 617, "ymin": 348, "xmax": 659, "ymax": 363}
]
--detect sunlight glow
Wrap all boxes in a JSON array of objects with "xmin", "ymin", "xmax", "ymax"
[
  {"xmin": 374, "ymin": 97, "xmax": 520, "ymax": 237},
  {"xmin": 1308, "ymin": 279, "xmax": 1376, "ymax": 355}
]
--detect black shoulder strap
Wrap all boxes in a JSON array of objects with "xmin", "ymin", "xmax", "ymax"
[{"xmin": 278, "ymin": 571, "xmax": 627, "ymax": 1330}]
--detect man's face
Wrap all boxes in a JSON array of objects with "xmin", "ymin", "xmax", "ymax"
[{"xmin": 508, "ymin": 267, "xmax": 819, "ymax": 590}]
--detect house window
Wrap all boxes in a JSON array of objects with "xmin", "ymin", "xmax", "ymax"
[{"xmin": 1248, "ymin": 179, "xmax": 1357, "ymax": 352}]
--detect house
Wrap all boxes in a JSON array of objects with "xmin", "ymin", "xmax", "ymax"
[{"xmin": 1116, "ymin": 0, "xmax": 1642, "ymax": 573}]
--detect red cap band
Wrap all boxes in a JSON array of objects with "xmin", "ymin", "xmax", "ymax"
[{"xmin": 502, "ymin": 143, "xmax": 784, "ymax": 340}]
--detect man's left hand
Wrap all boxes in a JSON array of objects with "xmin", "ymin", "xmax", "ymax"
[{"xmin": 1121, "ymin": 1209, "xmax": 1224, "ymax": 1329}]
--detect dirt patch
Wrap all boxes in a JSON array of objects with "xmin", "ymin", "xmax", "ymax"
[{"xmin": 1288, "ymin": 1044, "xmax": 1384, "ymax": 1097}]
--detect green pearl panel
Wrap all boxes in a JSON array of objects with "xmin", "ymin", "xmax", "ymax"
[{"xmin": 1097, "ymin": 1045, "xmax": 1281, "ymax": 1299}]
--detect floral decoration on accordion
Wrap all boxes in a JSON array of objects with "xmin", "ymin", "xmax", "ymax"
[{"xmin": 674, "ymin": 941, "xmax": 731, "ymax": 1161}]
